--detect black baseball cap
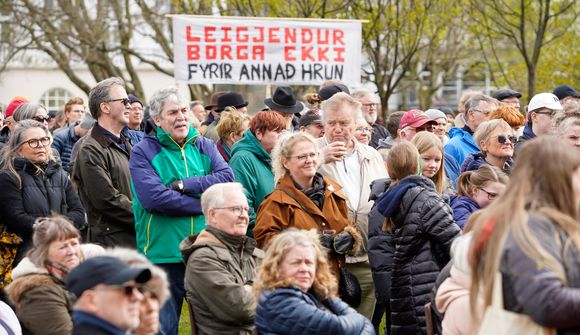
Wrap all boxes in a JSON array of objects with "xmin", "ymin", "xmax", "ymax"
[
  {"xmin": 66, "ymin": 256, "xmax": 151, "ymax": 298},
  {"xmin": 299, "ymin": 111, "xmax": 322, "ymax": 127},
  {"xmin": 553, "ymin": 85, "xmax": 580, "ymax": 100}
]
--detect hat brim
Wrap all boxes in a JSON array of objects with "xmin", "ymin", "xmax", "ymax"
[
  {"xmin": 204, "ymin": 104, "xmax": 216, "ymax": 111},
  {"xmin": 104, "ymin": 267, "xmax": 151, "ymax": 286},
  {"xmin": 216, "ymin": 102, "xmax": 248, "ymax": 113},
  {"xmin": 264, "ymin": 98, "xmax": 304, "ymax": 114},
  {"xmin": 402, "ymin": 118, "xmax": 435, "ymax": 129}
]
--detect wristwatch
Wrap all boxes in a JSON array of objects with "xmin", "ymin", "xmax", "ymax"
[{"xmin": 177, "ymin": 180, "xmax": 184, "ymax": 193}]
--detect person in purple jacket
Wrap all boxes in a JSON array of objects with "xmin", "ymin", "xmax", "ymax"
[{"xmin": 450, "ymin": 165, "xmax": 508, "ymax": 229}]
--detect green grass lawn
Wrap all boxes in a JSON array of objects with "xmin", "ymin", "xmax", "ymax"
[{"xmin": 177, "ymin": 301, "xmax": 387, "ymax": 335}]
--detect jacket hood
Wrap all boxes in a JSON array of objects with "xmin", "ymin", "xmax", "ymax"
[
  {"xmin": 156, "ymin": 125, "xmax": 200, "ymax": 150},
  {"xmin": 231, "ymin": 129, "xmax": 271, "ymax": 164},
  {"xmin": 521, "ymin": 122, "xmax": 535, "ymax": 140},
  {"xmin": 448, "ymin": 127, "xmax": 464, "ymax": 139},
  {"xmin": 376, "ymin": 175, "xmax": 434, "ymax": 218},
  {"xmin": 461, "ymin": 152, "xmax": 486, "ymax": 173},
  {"xmin": 10, "ymin": 257, "xmax": 47, "ymax": 279},
  {"xmin": 369, "ymin": 178, "xmax": 392, "ymax": 201},
  {"xmin": 179, "ymin": 225, "xmax": 257, "ymax": 264},
  {"xmin": 435, "ymin": 266, "xmax": 471, "ymax": 314},
  {"xmin": 6, "ymin": 273, "xmax": 54, "ymax": 306}
]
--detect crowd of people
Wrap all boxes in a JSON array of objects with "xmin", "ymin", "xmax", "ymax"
[{"xmin": 0, "ymin": 78, "xmax": 578, "ymax": 335}]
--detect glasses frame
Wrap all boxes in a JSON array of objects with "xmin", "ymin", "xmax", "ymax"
[
  {"xmin": 477, "ymin": 187, "xmax": 498, "ymax": 201},
  {"xmin": 32, "ymin": 115, "xmax": 51, "ymax": 123},
  {"xmin": 105, "ymin": 284, "xmax": 145, "ymax": 298},
  {"xmin": 107, "ymin": 98, "xmax": 131, "ymax": 106},
  {"xmin": 21, "ymin": 136, "xmax": 51, "ymax": 149},
  {"xmin": 355, "ymin": 127, "xmax": 373, "ymax": 133},
  {"xmin": 289, "ymin": 152, "xmax": 318, "ymax": 162},
  {"xmin": 534, "ymin": 110, "xmax": 556, "ymax": 118},
  {"xmin": 213, "ymin": 205, "xmax": 250, "ymax": 217},
  {"xmin": 496, "ymin": 134, "xmax": 517, "ymax": 144},
  {"xmin": 361, "ymin": 103, "xmax": 379, "ymax": 109}
]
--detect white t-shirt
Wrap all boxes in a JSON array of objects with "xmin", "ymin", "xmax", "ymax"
[{"xmin": 335, "ymin": 148, "xmax": 361, "ymax": 209}]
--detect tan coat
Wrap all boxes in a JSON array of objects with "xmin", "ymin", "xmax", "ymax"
[{"xmin": 254, "ymin": 174, "xmax": 360, "ymax": 276}]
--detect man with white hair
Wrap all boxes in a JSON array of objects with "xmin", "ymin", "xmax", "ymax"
[
  {"xmin": 129, "ymin": 87, "xmax": 234, "ymax": 335},
  {"xmin": 352, "ymin": 88, "xmax": 389, "ymax": 148},
  {"xmin": 180, "ymin": 182, "xmax": 261, "ymax": 335},
  {"xmin": 317, "ymin": 92, "xmax": 388, "ymax": 320}
]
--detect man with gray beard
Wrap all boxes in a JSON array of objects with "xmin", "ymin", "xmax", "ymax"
[{"xmin": 352, "ymin": 88, "xmax": 389, "ymax": 149}]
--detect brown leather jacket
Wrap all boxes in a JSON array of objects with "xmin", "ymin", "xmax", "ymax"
[{"xmin": 254, "ymin": 174, "xmax": 361, "ymax": 276}]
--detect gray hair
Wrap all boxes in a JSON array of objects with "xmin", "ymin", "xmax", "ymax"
[
  {"xmin": 149, "ymin": 87, "xmax": 184, "ymax": 120},
  {"xmin": 89, "ymin": 77, "xmax": 125, "ymax": 119},
  {"xmin": 13, "ymin": 103, "xmax": 48, "ymax": 122},
  {"xmin": 201, "ymin": 182, "xmax": 246, "ymax": 217},
  {"xmin": 473, "ymin": 119, "xmax": 512, "ymax": 150},
  {"xmin": 320, "ymin": 92, "xmax": 362, "ymax": 123},
  {"xmin": 1, "ymin": 120, "xmax": 54, "ymax": 188},
  {"xmin": 271, "ymin": 132, "xmax": 318, "ymax": 181},
  {"xmin": 351, "ymin": 88, "xmax": 374, "ymax": 100},
  {"xmin": 464, "ymin": 94, "xmax": 497, "ymax": 121},
  {"xmin": 554, "ymin": 112, "xmax": 580, "ymax": 134}
]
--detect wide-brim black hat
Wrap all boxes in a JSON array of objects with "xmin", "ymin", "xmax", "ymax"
[
  {"xmin": 216, "ymin": 92, "xmax": 248, "ymax": 112},
  {"xmin": 264, "ymin": 86, "xmax": 304, "ymax": 114}
]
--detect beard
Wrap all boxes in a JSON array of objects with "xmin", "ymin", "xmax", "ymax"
[{"xmin": 363, "ymin": 112, "xmax": 377, "ymax": 125}]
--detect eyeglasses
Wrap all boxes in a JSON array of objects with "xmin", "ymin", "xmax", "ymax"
[
  {"xmin": 355, "ymin": 127, "xmax": 373, "ymax": 133},
  {"xmin": 477, "ymin": 187, "xmax": 499, "ymax": 200},
  {"xmin": 534, "ymin": 110, "xmax": 557, "ymax": 118},
  {"xmin": 213, "ymin": 206, "xmax": 250, "ymax": 217},
  {"xmin": 472, "ymin": 109, "xmax": 490, "ymax": 116},
  {"xmin": 362, "ymin": 103, "xmax": 379, "ymax": 109},
  {"xmin": 290, "ymin": 152, "xmax": 317, "ymax": 162},
  {"xmin": 32, "ymin": 115, "xmax": 51, "ymax": 123},
  {"xmin": 106, "ymin": 284, "xmax": 145, "ymax": 298},
  {"xmin": 496, "ymin": 134, "xmax": 517, "ymax": 144},
  {"xmin": 107, "ymin": 98, "xmax": 131, "ymax": 106},
  {"xmin": 21, "ymin": 136, "xmax": 51, "ymax": 148}
]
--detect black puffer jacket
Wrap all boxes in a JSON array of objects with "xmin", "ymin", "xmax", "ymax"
[
  {"xmin": 376, "ymin": 175, "xmax": 460, "ymax": 335},
  {"xmin": 0, "ymin": 158, "xmax": 85, "ymax": 261},
  {"xmin": 367, "ymin": 178, "xmax": 394, "ymax": 305}
]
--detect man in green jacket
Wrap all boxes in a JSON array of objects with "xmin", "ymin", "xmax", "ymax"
[
  {"xmin": 180, "ymin": 182, "xmax": 262, "ymax": 335},
  {"xmin": 229, "ymin": 111, "xmax": 286, "ymax": 237},
  {"xmin": 130, "ymin": 87, "xmax": 234, "ymax": 335}
]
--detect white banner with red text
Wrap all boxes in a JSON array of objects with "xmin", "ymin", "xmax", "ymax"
[{"xmin": 173, "ymin": 16, "xmax": 362, "ymax": 85}]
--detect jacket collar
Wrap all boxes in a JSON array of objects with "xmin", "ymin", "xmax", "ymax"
[
  {"xmin": 275, "ymin": 174, "xmax": 346, "ymax": 217},
  {"xmin": 90, "ymin": 123, "xmax": 131, "ymax": 149},
  {"xmin": 156, "ymin": 125, "xmax": 200, "ymax": 150}
]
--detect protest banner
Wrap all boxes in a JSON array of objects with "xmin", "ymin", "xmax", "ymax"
[{"xmin": 172, "ymin": 16, "xmax": 362, "ymax": 85}]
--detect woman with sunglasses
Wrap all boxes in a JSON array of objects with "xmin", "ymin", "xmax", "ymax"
[
  {"xmin": 6, "ymin": 215, "xmax": 91, "ymax": 334},
  {"xmin": 461, "ymin": 119, "xmax": 515, "ymax": 174},
  {"xmin": 12, "ymin": 103, "xmax": 52, "ymax": 125},
  {"xmin": 451, "ymin": 165, "xmax": 508, "ymax": 229},
  {"xmin": 0, "ymin": 120, "xmax": 85, "ymax": 264},
  {"xmin": 254, "ymin": 132, "xmax": 362, "ymax": 281}
]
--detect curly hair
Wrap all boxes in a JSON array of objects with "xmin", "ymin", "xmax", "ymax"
[
  {"xmin": 489, "ymin": 104, "xmax": 526, "ymax": 129},
  {"xmin": 215, "ymin": 110, "xmax": 251, "ymax": 141},
  {"xmin": 271, "ymin": 132, "xmax": 318, "ymax": 181},
  {"xmin": 253, "ymin": 228, "xmax": 338, "ymax": 300}
]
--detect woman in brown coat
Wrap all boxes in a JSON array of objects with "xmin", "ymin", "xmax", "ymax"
[{"xmin": 254, "ymin": 132, "xmax": 361, "ymax": 277}]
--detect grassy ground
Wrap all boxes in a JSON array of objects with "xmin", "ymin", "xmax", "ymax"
[
  {"xmin": 178, "ymin": 302, "xmax": 191, "ymax": 335},
  {"xmin": 177, "ymin": 302, "xmax": 387, "ymax": 335}
]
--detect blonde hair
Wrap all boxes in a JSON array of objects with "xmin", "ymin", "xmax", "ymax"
[
  {"xmin": 473, "ymin": 119, "xmax": 512, "ymax": 152},
  {"xmin": 215, "ymin": 110, "xmax": 251, "ymax": 141},
  {"xmin": 271, "ymin": 132, "xmax": 318, "ymax": 181},
  {"xmin": 412, "ymin": 132, "xmax": 446, "ymax": 193},
  {"xmin": 253, "ymin": 228, "xmax": 337, "ymax": 300},
  {"xmin": 456, "ymin": 165, "xmax": 508, "ymax": 197},
  {"xmin": 469, "ymin": 136, "xmax": 580, "ymax": 319},
  {"xmin": 27, "ymin": 215, "xmax": 81, "ymax": 268}
]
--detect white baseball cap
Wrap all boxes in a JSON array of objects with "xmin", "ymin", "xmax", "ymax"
[{"xmin": 527, "ymin": 93, "xmax": 563, "ymax": 112}]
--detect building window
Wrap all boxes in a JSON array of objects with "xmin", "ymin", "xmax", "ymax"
[{"xmin": 40, "ymin": 87, "xmax": 72, "ymax": 115}]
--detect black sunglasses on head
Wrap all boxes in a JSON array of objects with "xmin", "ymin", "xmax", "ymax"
[{"xmin": 497, "ymin": 135, "xmax": 517, "ymax": 144}]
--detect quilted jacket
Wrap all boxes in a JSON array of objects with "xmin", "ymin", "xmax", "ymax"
[{"xmin": 376, "ymin": 176, "xmax": 460, "ymax": 335}]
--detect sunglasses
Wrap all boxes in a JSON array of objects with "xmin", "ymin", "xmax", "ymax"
[
  {"xmin": 107, "ymin": 98, "xmax": 131, "ymax": 106},
  {"xmin": 32, "ymin": 115, "xmax": 51, "ymax": 123},
  {"xmin": 107, "ymin": 284, "xmax": 145, "ymax": 297},
  {"xmin": 496, "ymin": 135, "xmax": 517, "ymax": 144}
]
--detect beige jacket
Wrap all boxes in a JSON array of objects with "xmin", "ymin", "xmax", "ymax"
[{"xmin": 316, "ymin": 137, "xmax": 388, "ymax": 263}]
